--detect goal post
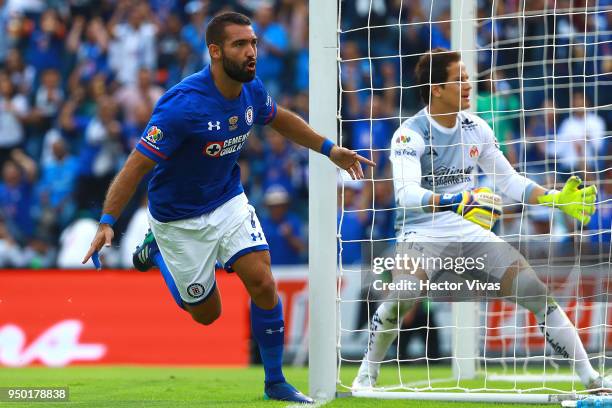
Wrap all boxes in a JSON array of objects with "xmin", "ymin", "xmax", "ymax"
[
  {"xmin": 450, "ymin": 0, "xmax": 479, "ymax": 382},
  {"xmin": 308, "ymin": 0, "xmax": 338, "ymax": 401}
]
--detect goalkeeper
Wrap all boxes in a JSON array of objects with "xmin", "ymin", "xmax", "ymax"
[{"xmin": 353, "ymin": 48, "xmax": 604, "ymax": 391}]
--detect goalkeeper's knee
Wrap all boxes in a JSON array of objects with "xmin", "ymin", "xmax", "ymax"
[
  {"xmin": 437, "ymin": 187, "xmax": 502, "ymax": 230},
  {"xmin": 503, "ymin": 263, "xmax": 551, "ymax": 318}
]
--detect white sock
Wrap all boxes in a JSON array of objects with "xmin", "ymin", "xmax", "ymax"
[
  {"xmin": 535, "ymin": 303, "xmax": 598, "ymax": 385},
  {"xmin": 363, "ymin": 300, "xmax": 414, "ymax": 366}
]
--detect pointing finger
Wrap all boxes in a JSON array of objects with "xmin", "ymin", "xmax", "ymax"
[{"xmin": 355, "ymin": 154, "xmax": 376, "ymax": 167}]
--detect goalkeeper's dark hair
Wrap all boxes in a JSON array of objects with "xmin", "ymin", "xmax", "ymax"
[
  {"xmin": 206, "ymin": 12, "xmax": 252, "ymax": 46},
  {"xmin": 414, "ymin": 48, "xmax": 461, "ymax": 104}
]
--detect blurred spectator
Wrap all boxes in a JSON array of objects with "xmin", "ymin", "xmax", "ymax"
[
  {"xmin": 260, "ymin": 185, "xmax": 306, "ymax": 265},
  {"xmin": 67, "ymin": 16, "xmax": 110, "ymax": 83},
  {"xmin": 0, "ymin": 217, "xmax": 26, "ymax": 267},
  {"xmin": 4, "ymin": 47, "xmax": 36, "ymax": 95},
  {"xmin": 371, "ymin": 180, "xmax": 395, "ymax": 241},
  {"xmin": 476, "ymin": 71, "xmax": 519, "ymax": 164},
  {"xmin": 108, "ymin": 1, "xmax": 157, "ymax": 85},
  {"xmin": 26, "ymin": 9, "xmax": 65, "ymax": 77},
  {"xmin": 20, "ymin": 237, "xmax": 56, "ymax": 268},
  {"xmin": 523, "ymin": 98, "xmax": 556, "ymax": 181},
  {"xmin": 165, "ymin": 41, "xmax": 199, "ymax": 88},
  {"xmin": 76, "ymin": 96, "xmax": 126, "ymax": 210},
  {"xmin": 337, "ymin": 175, "xmax": 368, "ymax": 266},
  {"xmin": 0, "ymin": 70, "xmax": 29, "ymax": 165},
  {"xmin": 157, "ymin": 12, "xmax": 182, "ymax": 75},
  {"xmin": 349, "ymin": 94, "xmax": 393, "ymax": 173},
  {"xmin": 33, "ymin": 68, "xmax": 63, "ymax": 122},
  {"xmin": 0, "ymin": 149, "xmax": 37, "ymax": 244},
  {"xmin": 115, "ymin": 67, "xmax": 164, "ymax": 124},
  {"xmin": 181, "ymin": 0, "xmax": 210, "ymax": 67},
  {"xmin": 262, "ymin": 127, "xmax": 299, "ymax": 194},
  {"xmin": 36, "ymin": 136, "xmax": 79, "ymax": 234},
  {"xmin": 556, "ymin": 91, "xmax": 606, "ymax": 174},
  {"xmin": 0, "ymin": 0, "xmax": 8, "ymax": 64},
  {"xmin": 28, "ymin": 68, "xmax": 64, "ymax": 158},
  {"xmin": 252, "ymin": 4, "xmax": 289, "ymax": 95}
]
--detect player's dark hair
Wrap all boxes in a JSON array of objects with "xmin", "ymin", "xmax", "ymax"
[
  {"xmin": 414, "ymin": 48, "xmax": 461, "ymax": 104},
  {"xmin": 206, "ymin": 12, "xmax": 252, "ymax": 47}
]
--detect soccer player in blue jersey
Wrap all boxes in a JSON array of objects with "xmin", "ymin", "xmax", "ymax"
[{"xmin": 82, "ymin": 12, "xmax": 374, "ymax": 404}]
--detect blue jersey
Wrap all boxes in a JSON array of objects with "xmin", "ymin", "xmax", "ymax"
[{"xmin": 136, "ymin": 66, "xmax": 277, "ymax": 222}]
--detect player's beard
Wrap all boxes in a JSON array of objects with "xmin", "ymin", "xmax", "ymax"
[{"xmin": 221, "ymin": 53, "xmax": 256, "ymax": 83}]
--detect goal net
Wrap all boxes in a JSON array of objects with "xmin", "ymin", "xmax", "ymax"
[{"xmin": 331, "ymin": 0, "xmax": 612, "ymax": 403}]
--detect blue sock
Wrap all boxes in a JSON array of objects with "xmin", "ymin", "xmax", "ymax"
[
  {"xmin": 154, "ymin": 253, "xmax": 185, "ymax": 310},
  {"xmin": 250, "ymin": 298, "xmax": 286, "ymax": 384}
]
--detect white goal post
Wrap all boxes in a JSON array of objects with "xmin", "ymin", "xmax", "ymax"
[{"xmin": 308, "ymin": 0, "xmax": 338, "ymax": 401}]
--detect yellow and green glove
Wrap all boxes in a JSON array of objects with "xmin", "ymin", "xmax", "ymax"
[
  {"xmin": 439, "ymin": 187, "xmax": 503, "ymax": 230},
  {"xmin": 537, "ymin": 176, "xmax": 597, "ymax": 224}
]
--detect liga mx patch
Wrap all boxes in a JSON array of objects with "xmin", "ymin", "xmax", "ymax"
[
  {"xmin": 146, "ymin": 126, "xmax": 164, "ymax": 143},
  {"xmin": 187, "ymin": 283, "xmax": 206, "ymax": 298}
]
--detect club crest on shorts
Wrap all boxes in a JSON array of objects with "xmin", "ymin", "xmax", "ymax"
[
  {"xmin": 228, "ymin": 115, "xmax": 239, "ymax": 131},
  {"xmin": 187, "ymin": 283, "xmax": 205, "ymax": 298},
  {"xmin": 146, "ymin": 126, "xmax": 163, "ymax": 143},
  {"xmin": 245, "ymin": 106, "xmax": 254, "ymax": 125}
]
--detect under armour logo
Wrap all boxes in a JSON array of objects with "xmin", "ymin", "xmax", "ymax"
[
  {"xmin": 251, "ymin": 232, "xmax": 262, "ymax": 241},
  {"xmin": 265, "ymin": 327, "xmax": 284, "ymax": 334},
  {"xmin": 208, "ymin": 121, "xmax": 220, "ymax": 131}
]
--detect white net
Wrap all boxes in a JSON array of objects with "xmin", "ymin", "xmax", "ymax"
[{"xmin": 336, "ymin": 0, "xmax": 612, "ymax": 400}]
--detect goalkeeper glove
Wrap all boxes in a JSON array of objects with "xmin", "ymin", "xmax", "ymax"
[
  {"xmin": 537, "ymin": 176, "xmax": 597, "ymax": 224},
  {"xmin": 438, "ymin": 187, "xmax": 503, "ymax": 230}
]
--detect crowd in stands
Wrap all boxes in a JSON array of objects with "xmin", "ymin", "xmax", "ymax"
[{"xmin": 0, "ymin": 0, "xmax": 609, "ymax": 268}]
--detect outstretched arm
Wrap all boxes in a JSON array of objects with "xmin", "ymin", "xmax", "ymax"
[
  {"xmin": 269, "ymin": 106, "xmax": 375, "ymax": 179},
  {"xmin": 82, "ymin": 150, "xmax": 156, "ymax": 265}
]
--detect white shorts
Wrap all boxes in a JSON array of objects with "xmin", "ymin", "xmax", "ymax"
[
  {"xmin": 397, "ymin": 216, "xmax": 525, "ymax": 281},
  {"xmin": 148, "ymin": 193, "xmax": 269, "ymax": 305}
]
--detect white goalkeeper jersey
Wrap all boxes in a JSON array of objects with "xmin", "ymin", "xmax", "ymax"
[{"xmin": 390, "ymin": 107, "xmax": 536, "ymax": 232}]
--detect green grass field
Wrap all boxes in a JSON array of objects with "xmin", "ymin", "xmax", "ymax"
[{"xmin": 0, "ymin": 365, "xmax": 584, "ymax": 407}]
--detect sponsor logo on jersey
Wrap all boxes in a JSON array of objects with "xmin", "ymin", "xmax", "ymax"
[
  {"xmin": 208, "ymin": 121, "xmax": 221, "ymax": 131},
  {"xmin": 145, "ymin": 126, "xmax": 163, "ymax": 143},
  {"xmin": 395, "ymin": 134, "xmax": 410, "ymax": 144},
  {"xmin": 204, "ymin": 132, "xmax": 250, "ymax": 158},
  {"xmin": 204, "ymin": 142, "xmax": 223, "ymax": 157},
  {"xmin": 469, "ymin": 145, "xmax": 480, "ymax": 158},
  {"xmin": 228, "ymin": 115, "xmax": 239, "ymax": 131},
  {"xmin": 187, "ymin": 283, "xmax": 205, "ymax": 298},
  {"xmin": 395, "ymin": 148, "xmax": 417, "ymax": 157},
  {"xmin": 245, "ymin": 106, "xmax": 254, "ymax": 125},
  {"xmin": 423, "ymin": 165, "xmax": 474, "ymax": 187},
  {"xmin": 266, "ymin": 95, "xmax": 272, "ymax": 107},
  {"xmin": 461, "ymin": 118, "xmax": 477, "ymax": 131}
]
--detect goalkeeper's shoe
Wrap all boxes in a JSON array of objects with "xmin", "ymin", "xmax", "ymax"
[
  {"xmin": 132, "ymin": 229, "xmax": 159, "ymax": 272},
  {"xmin": 352, "ymin": 358, "xmax": 380, "ymax": 390},
  {"xmin": 538, "ymin": 176, "xmax": 597, "ymax": 224},
  {"xmin": 586, "ymin": 373, "xmax": 612, "ymax": 394},
  {"xmin": 264, "ymin": 381, "xmax": 314, "ymax": 404},
  {"xmin": 439, "ymin": 187, "xmax": 503, "ymax": 230}
]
